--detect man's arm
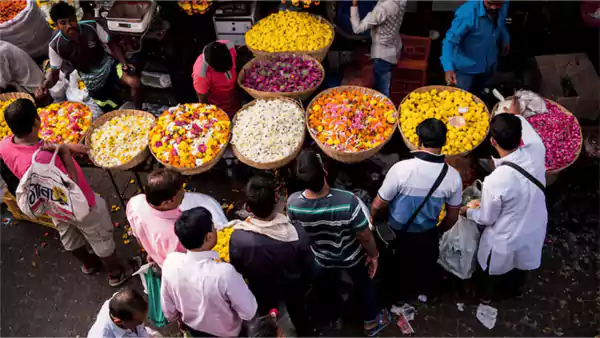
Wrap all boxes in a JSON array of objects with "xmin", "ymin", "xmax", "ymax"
[
  {"xmin": 442, "ymin": 205, "xmax": 460, "ymax": 231},
  {"xmin": 499, "ymin": 3, "xmax": 510, "ymax": 53},
  {"xmin": 197, "ymin": 93, "xmax": 208, "ymax": 103},
  {"xmin": 350, "ymin": 0, "xmax": 390, "ymax": 34},
  {"xmin": 160, "ymin": 276, "xmax": 179, "ymax": 322},
  {"xmin": 370, "ymin": 195, "xmax": 388, "ymax": 223},
  {"xmin": 225, "ymin": 267, "xmax": 258, "ymax": 321},
  {"xmin": 465, "ymin": 184, "xmax": 502, "ymax": 226},
  {"xmin": 441, "ymin": 16, "xmax": 471, "ymax": 84},
  {"xmin": 441, "ymin": 174, "xmax": 463, "ymax": 231}
]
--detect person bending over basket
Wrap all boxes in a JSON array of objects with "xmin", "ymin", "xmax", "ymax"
[
  {"xmin": 460, "ymin": 100, "xmax": 547, "ymax": 304},
  {"xmin": 192, "ymin": 41, "xmax": 240, "ymax": 117},
  {"xmin": 0, "ymin": 99, "xmax": 133, "ymax": 286},
  {"xmin": 35, "ymin": 2, "xmax": 142, "ymax": 109}
]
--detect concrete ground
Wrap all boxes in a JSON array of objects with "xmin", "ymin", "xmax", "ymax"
[{"xmin": 1, "ymin": 152, "xmax": 598, "ymax": 337}]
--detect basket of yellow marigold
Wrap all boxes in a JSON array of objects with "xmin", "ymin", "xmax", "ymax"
[
  {"xmin": 38, "ymin": 101, "xmax": 92, "ymax": 144},
  {"xmin": 306, "ymin": 85, "xmax": 398, "ymax": 163},
  {"xmin": 85, "ymin": 110, "xmax": 156, "ymax": 170},
  {"xmin": 149, "ymin": 103, "xmax": 231, "ymax": 175},
  {"xmin": 245, "ymin": 11, "xmax": 335, "ymax": 62},
  {"xmin": 0, "ymin": 92, "xmax": 35, "ymax": 140},
  {"xmin": 398, "ymin": 85, "xmax": 490, "ymax": 159}
]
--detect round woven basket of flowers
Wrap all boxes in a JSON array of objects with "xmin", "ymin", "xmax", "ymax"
[
  {"xmin": 398, "ymin": 85, "xmax": 491, "ymax": 160},
  {"xmin": 238, "ymin": 53, "xmax": 325, "ymax": 101},
  {"xmin": 306, "ymin": 85, "xmax": 398, "ymax": 163},
  {"xmin": 148, "ymin": 103, "xmax": 231, "ymax": 175},
  {"xmin": 231, "ymin": 97, "xmax": 305, "ymax": 170},
  {"xmin": 85, "ymin": 110, "xmax": 155, "ymax": 171},
  {"xmin": 245, "ymin": 12, "xmax": 335, "ymax": 62}
]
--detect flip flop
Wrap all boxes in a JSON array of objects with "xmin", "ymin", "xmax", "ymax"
[{"xmin": 364, "ymin": 309, "xmax": 391, "ymax": 337}]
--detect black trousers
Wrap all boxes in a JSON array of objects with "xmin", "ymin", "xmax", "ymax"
[
  {"xmin": 480, "ymin": 268, "xmax": 527, "ymax": 301},
  {"xmin": 384, "ymin": 227, "xmax": 440, "ymax": 301}
]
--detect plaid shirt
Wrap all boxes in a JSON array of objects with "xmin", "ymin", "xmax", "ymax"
[{"xmin": 350, "ymin": 0, "xmax": 407, "ymax": 64}]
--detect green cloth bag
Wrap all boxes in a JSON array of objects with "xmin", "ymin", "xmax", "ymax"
[{"xmin": 146, "ymin": 268, "xmax": 168, "ymax": 327}]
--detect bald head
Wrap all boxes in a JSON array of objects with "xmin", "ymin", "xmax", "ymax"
[{"xmin": 109, "ymin": 288, "xmax": 148, "ymax": 321}]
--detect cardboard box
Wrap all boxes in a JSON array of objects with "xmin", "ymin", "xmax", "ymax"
[{"xmin": 535, "ymin": 53, "xmax": 600, "ymax": 121}]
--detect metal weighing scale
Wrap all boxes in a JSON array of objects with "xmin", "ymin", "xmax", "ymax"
[{"xmin": 106, "ymin": 0, "xmax": 158, "ymax": 34}]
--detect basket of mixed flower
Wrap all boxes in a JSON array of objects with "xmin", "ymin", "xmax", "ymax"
[
  {"xmin": 231, "ymin": 97, "xmax": 305, "ymax": 170},
  {"xmin": 238, "ymin": 53, "xmax": 324, "ymax": 101},
  {"xmin": 245, "ymin": 11, "xmax": 334, "ymax": 62},
  {"xmin": 306, "ymin": 85, "xmax": 398, "ymax": 163},
  {"xmin": 85, "ymin": 110, "xmax": 155, "ymax": 170},
  {"xmin": 149, "ymin": 103, "xmax": 231, "ymax": 175},
  {"xmin": 38, "ymin": 101, "xmax": 92, "ymax": 144}
]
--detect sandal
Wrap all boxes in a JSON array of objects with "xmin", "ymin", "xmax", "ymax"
[
  {"xmin": 364, "ymin": 309, "xmax": 391, "ymax": 337},
  {"xmin": 81, "ymin": 264, "xmax": 99, "ymax": 275},
  {"xmin": 108, "ymin": 257, "xmax": 142, "ymax": 287}
]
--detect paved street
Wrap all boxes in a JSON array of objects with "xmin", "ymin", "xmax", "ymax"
[{"xmin": 1, "ymin": 155, "xmax": 598, "ymax": 337}]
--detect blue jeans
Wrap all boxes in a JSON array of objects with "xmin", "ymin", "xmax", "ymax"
[
  {"xmin": 373, "ymin": 58, "xmax": 395, "ymax": 98},
  {"xmin": 310, "ymin": 260, "xmax": 378, "ymax": 323},
  {"xmin": 455, "ymin": 67, "xmax": 495, "ymax": 95}
]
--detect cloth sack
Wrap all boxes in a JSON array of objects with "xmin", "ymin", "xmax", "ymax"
[
  {"xmin": 15, "ymin": 148, "xmax": 90, "ymax": 222},
  {"xmin": 0, "ymin": 0, "xmax": 53, "ymax": 58},
  {"xmin": 437, "ymin": 216, "xmax": 481, "ymax": 279}
]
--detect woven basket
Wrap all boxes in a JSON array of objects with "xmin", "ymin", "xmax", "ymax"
[
  {"xmin": 149, "ymin": 106, "xmax": 231, "ymax": 176},
  {"xmin": 491, "ymin": 97, "xmax": 583, "ymax": 175},
  {"xmin": 3, "ymin": 191, "xmax": 55, "ymax": 229},
  {"xmin": 231, "ymin": 97, "xmax": 306, "ymax": 170},
  {"xmin": 398, "ymin": 85, "xmax": 491, "ymax": 159},
  {"xmin": 84, "ymin": 110, "xmax": 155, "ymax": 171},
  {"xmin": 238, "ymin": 53, "xmax": 325, "ymax": 101},
  {"xmin": 0, "ymin": 92, "xmax": 35, "ymax": 103},
  {"xmin": 246, "ymin": 14, "xmax": 334, "ymax": 62},
  {"xmin": 306, "ymin": 85, "xmax": 397, "ymax": 163}
]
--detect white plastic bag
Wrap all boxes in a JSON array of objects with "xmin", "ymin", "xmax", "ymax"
[
  {"xmin": 437, "ymin": 216, "xmax": 480, "ymax": 279},
  {"xmin": 16, "ymin": 148, "xmax": 90, "ymax": 222},
  {"xmin": 0, "ymin": 0, "xmax": 53, "ymax": 58},
  {"xmin": 66, "ymin": 71, "xmax": 89, "ymax": 103}
]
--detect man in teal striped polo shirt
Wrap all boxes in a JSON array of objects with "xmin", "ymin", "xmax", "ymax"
[{"xmin": 287, "ymin": 150, "xmax": 389, "ymax": 337}]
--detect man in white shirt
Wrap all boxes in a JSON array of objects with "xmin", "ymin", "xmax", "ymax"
[
  {"xmin": 371, "ymin": 118, "xmax": 462, "ymax": 302},
  {"xmin": 350, "ymin": 0, "xmax": 407, "ymax": 97},
  {"xmin": 88, "ymin": 288, "xmax": 149, "ymax": 338},
  {"xmin": 461, "ymin": 100, "xmax": 547, "ymax": 302},
  {"xmin": 161, "ymin": 207, "xmax": 257, "ymax": 337}
]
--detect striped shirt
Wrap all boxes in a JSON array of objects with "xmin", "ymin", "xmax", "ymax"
[{"xmin": 287, "ymin": 188, "xmax": 369, "ymax": 268}]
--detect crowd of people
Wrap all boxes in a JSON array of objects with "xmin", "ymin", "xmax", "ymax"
[
  {"xmin": 0, "ymin": 97, "xmax": 548, "ymax": 337},
  {"xmin": 0, "ymin": 0, "xmax": 553, "ymax": 337}
]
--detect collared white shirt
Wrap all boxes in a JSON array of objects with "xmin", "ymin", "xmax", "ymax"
[
  {"xmin": 160, "ymin": 251, "xmax": 257, "ymax": 336},
  {"xmin": 467, "ymin": 115, "xmax": 548, "ymax": 275},
  {"xmin": 350, "ymin": 0, "xmax": 407, "ymax": 64},
  {"xmin": 87, "ymin": 297, "xmax": 149, "ymax": 338}
]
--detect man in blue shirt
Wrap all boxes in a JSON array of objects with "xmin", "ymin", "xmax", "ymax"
[{"xmin": 440, "ymin": 0, "xmax": 510, "ymax": 93}]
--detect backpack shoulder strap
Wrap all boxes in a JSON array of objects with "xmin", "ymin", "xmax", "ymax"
[
  {"xmin": 401, "ymin": 163, "xmax": 449, "ymax": 231},
  {"xmin": 501, "ymin": 161, "xmax": 545, "ymax": 194}
]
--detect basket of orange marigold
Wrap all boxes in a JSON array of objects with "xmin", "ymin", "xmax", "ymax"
[
  {"xmin": 306, "ymin": 85, "xmax": 398, "ymax": 163},
  {"xmin": 149, "ymin": 103, "xmax": 231, "ymax": 175}
]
